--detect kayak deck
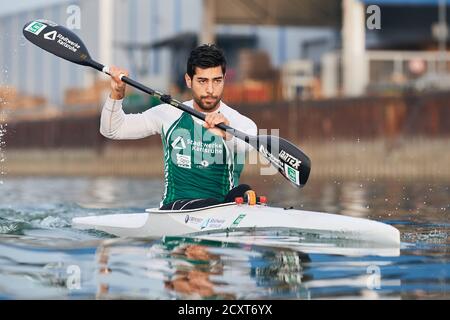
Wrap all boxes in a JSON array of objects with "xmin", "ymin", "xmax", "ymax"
[{"xmin": 72, "ymin": 204, "xmax": 401, "ymax": 248}]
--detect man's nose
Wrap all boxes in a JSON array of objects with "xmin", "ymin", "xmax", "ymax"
[{"xmin": 206, "ymin": 81, "xmax": 213, "ymax": 94}]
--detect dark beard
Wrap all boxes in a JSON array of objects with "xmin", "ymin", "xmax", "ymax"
[{"xmin": 194, "ymin": 96, "xmax": 221, "ymax": 112}]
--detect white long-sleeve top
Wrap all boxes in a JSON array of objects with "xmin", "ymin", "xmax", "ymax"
[{"xmin": 100, "ymin": 96, "xmax": 257, "ymax": 205}]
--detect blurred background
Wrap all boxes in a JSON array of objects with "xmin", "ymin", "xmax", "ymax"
[
  {"xmin": 2, "ymin": 1, "xmax": 450, "ymax": 300},
  {"xmin": 0, "ymin": 0, "xmax": 449, "ymax": 181}
]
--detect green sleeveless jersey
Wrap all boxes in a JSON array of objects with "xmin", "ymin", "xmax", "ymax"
[
  {"xmin": 100, "ymin": 98, "xmax": 257, "ymax": 206},
  {"xmin": 162, "ymin": 112, "xmax": 237, "ymax": 204}
]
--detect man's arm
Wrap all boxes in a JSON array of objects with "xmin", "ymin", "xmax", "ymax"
[{"xmin": 100, "ymin": 66, "xmax": 162, "ymax": 139}]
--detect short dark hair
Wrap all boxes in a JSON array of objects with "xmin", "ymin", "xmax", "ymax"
[{"xmin": 186, "ymin": 44, "xmax": 227, "ymax": 79}]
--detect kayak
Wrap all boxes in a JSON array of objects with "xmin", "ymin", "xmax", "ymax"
[{"xmin": 72, "ymin": 203, "xmax": 400, "ymax": 247}]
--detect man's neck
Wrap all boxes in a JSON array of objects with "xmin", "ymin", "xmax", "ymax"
[{"xmin": 193, "ymin": 100, "xmax": 221, "ymax": 113}]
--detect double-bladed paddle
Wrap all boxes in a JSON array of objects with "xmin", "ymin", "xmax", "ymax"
[{"xmin": 23, "ymin": 19, "xmax": 311, "ymax": 188}]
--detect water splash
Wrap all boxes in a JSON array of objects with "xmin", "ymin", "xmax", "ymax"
[
  {"xmin": 402, "ymin": 228, "xmax": 449, "ymax": 244},
  {"xmin": 0, "ymin": 100, "xmax": 6, "ymax": 184},
  {"xmin": 0, "ymin": 71, "xmax": 11, "ymax": 182}
]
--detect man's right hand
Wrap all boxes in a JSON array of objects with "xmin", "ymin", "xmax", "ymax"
[{"xmin": 109, "ymin": 66, "xmax": 130, "ymax": 100}]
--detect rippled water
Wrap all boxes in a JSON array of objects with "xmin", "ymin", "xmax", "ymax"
[{"xmin": 0, "ymin": 177, "xmax": 449, "ymax": 299}]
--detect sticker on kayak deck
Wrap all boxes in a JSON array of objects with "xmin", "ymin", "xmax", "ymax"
[
  {"xmin": 285, "ymin": 164, "xmax": 300, "ymax": 185},
  {"xmin": 200, "ymin": 218, "xmax": 226, "ymax": 229},
  {"xmin": 25, "ymin": 21, "xmax": 47, "ymax": 36},
  {"xmin": 44, "ymin": 31, "xmax": 57, "ymax": 41},
  {"xmin": 230, "ymin": 214, "xmax": 246, "ymax": 228},
  {"xmin": 184, "ymin": 215, "xmax": 203, "ymax": 225}
]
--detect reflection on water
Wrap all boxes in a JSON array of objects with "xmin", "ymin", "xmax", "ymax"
[{"xmin": 0, "ymin": 177, "xmax": 449, "ymax": 299}]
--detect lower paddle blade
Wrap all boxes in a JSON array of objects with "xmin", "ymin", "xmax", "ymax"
[
  {"xmin": 257, "ymin": 135, "xmax": 311, "ymax": 188},
  {"xmin": 23, "ymin": 19, "xmax": 93, "ymax": 67}
]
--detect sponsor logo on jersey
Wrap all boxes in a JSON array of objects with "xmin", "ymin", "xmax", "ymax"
[
  {"xmin": 187, "ymin": 139, "xmax": 223, "ymax": 154},
  {"xmin": 201, "ymin": 160, "xmax": 209, "ymax": 167},
  {"xmin": 176, "ymin": 154, "xmax": 191, "ymax": 169},
  {"xmin": 171, "ymin": 136, "xmax": 186, "ymax": 150}
]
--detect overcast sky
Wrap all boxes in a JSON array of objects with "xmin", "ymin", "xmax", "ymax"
[{"xmin": 0, "ymin": 0, "xmax": 68, "ymax": 16}]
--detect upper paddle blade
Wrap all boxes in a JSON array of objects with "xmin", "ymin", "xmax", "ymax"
[
  {"xmin": 257, "ymin": 135, "xmax": 311, "ymax": 188},
  {"xmin": 23, "ymin": 19, "xmax": 92, "ymax": 66}
]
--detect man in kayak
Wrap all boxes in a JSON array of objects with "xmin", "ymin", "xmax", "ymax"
[{"xmin": 100, "ymin": 44, "xmax": 257, "ymax": 210}]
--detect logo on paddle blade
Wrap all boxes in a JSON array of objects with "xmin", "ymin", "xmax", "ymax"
[
  {"xmin": 279, "ymin": 150, "xmax": 301, "ymax": 170},
  {"xmin": 285, "ymin": 165, "xmax": 300, "ymax": 185},
  {"xmin": 44, "ymin": 31, "xmax": 57, "ymax": 41},
  {"xmin": 25, "ymin": 21, "xmax": 47, "ymax": 35},
  {"xmin": 259, "ymin": 145, "xmax": 283, "ymax": 170}
]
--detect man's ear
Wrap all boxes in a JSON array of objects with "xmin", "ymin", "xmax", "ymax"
[{"xmin": 185, "ymin": 73, "xmax": 192, "ymax": 89}]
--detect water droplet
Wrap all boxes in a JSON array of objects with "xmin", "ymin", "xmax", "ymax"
[{"xmin": 19, "ymin": 36, "xmax": 27, "ymax": 47}]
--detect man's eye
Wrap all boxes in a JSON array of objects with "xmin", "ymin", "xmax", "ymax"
[
  {"xmin": 214, "ymin": 79, "xmax": 223, "ymax": 84},
  {"xmin": 199, "ymin": 80, "xmax": 206, "ymax": 84}
]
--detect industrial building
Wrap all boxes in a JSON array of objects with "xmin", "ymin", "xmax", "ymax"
[
  {"xmin": 0, "ymin": 0, "xmax": 449, "ymax": 116},
  {"xmin": 0, "ymin": 0, "xmax": 336, "ymax": 109}
]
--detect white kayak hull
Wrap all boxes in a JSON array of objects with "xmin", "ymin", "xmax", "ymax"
[{"xmin": 72, "ymin": 204, "xmax": 400, "ymax": 247}]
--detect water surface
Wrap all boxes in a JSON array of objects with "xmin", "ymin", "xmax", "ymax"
[{"xmin": 0, "ymin": 177, "xmax": 448, "ymax": 299}]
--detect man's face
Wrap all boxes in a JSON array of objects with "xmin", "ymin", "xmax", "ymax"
[{"xmin": 185, "ymin": 66, "xmax": 225, "ymax": 112}]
